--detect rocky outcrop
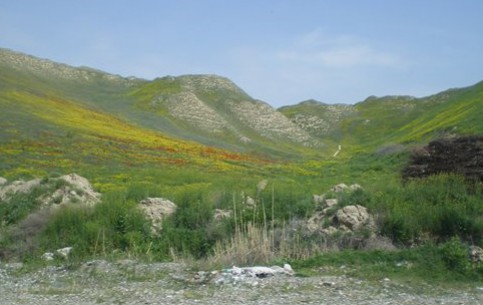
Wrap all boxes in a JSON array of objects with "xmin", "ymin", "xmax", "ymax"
[
  {"xmin": 138, "ymin": 197, "xmax": 177, "ymax": 234},
  {"xmin": 41, "ymin": 173, "xmax": 101, "ymax": 206},
  {"xmin": 0, "ymin": 173, "xmax": 100, "ymax": 207},
  {"xmin": 308, "ymin": 183, "xmax": 375, "ymax": 237},
  {"xmin": 0, "ymin": 178, "xmax": 41, "ymax": 201}
]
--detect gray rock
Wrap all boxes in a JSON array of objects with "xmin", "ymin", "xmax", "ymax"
[
  {"xmin": 469, "ymin": 245, "xmax": 483, "ymax": 263},
  {"xmin": 335, "ymin": 205, "xmax": 374, "ymax": 231},
  {"xmin": 0, "ymin": 177, "xmax": 7, "ymax": 186}
]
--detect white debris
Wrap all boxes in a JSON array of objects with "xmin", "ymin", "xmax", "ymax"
[{"xmin": 215, "ymin": 264, "xmax": 294, "ymax": 285}]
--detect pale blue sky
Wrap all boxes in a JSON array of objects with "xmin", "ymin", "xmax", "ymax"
[{"xmin": 1, "ymin": 1, "xmax": 482, "ymax": 107}]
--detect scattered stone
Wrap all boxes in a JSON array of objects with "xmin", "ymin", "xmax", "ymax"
[
  {"xmin": 0, "ymin": 177, "xmax": 7, "ymax": 186},
  {"xmin": 138, "ymin": 197, "xmax": 177, "ymax": 234}
]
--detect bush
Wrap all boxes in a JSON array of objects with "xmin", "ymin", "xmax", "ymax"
[{"xmin": 440, "ymin": 238, "xmax": 471, "ymax": 273}]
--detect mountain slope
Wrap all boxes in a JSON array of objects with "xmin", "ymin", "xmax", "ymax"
[
  {"xmin": 1, "ymin": 47, "xmax": 483, "ymax": 163},
  {"xmin": 280, "ymin": 82, "xmax": 483, "ymax": 155},
  {"xmin": 0, "ymin": 48, "xmax": 322, "ymax": 157}
]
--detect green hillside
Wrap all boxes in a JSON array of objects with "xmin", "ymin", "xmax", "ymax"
[{"xmin": 280, "ymin": 82, "xmax": 483, "ymax": 156}]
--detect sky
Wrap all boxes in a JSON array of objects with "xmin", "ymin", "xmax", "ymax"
[{"xmin": 1, "ymin": 1, "xmax": 483, "ymax": 107}]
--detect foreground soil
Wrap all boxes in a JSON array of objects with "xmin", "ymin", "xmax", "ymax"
[{"xmin": 1, "ymin": 260, "xmax": 482, "ymax": 305}]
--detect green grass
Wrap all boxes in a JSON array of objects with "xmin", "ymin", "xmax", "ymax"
[{"xmin": 290, "ymin": 238, "xmax": 483, "ymax": 283}]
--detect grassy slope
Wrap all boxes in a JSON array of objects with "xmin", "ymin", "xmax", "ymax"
[{"xmin": 280, "ymin": 82, "xmax": 483, "ymax": 156}]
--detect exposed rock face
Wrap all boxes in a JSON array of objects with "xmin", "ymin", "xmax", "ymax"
[
  {"xmin": 164, "ymin": 92, "xmax": 232, "ymax": 134},
  {"xmin": 231, "ymin": 100, "xmax": 319, "ymax": 146},
  {"xmin": 138, "ymin": 197, "xmax": 177, "ymax": 233},
  {"xmin": 0, "ymin": 48, "xmax": 132, "ymax": 84}
]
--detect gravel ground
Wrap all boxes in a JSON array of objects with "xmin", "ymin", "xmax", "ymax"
[{"xmin": 1, "ymin": 260, "xmax": 482, "ymax": 305}]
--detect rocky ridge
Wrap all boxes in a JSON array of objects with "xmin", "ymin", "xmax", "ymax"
[{"xmin": 0, "ymin": 48, "xmax": 134, "ymax": 84}]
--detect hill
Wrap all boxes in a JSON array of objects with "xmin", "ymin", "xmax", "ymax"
[
  {"xmin": 280, "ymin": 83, "xmax": 483, "ymax": 156},
  {"xmin": 0, "ymin": 48, "xmax": 322, "ymax": 160}
]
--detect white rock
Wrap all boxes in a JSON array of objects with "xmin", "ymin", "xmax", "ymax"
[
  {"xmin": 56, "ymin": 247, "xmax": 73, "ymax": 259},
  {"xmin": 283, "ymin": 263, "xmax": 294, "ymax": 275},
  {"xmin": 41, "ymin": 252, "xmax": 54, "ymax": 261}
]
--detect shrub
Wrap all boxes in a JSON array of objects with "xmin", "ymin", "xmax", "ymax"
[{"xmin": 439, "ymin": 237, "xmax": 471, "ymax": 272}]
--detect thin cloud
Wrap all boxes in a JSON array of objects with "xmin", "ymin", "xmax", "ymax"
[{"xmin": 276, "ymin": 29, "xmax": 405, "ymax": 68}]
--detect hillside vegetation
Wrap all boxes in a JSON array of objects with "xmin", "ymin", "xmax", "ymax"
[{"xmin": 0, "ymin": 48, "xmax": 482, "ymax": 282}]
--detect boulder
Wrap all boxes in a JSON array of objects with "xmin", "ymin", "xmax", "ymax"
[
  {"xmin": 139, "ymin": 197, "xmax": 177, "ymax": 233},
  {"xmin": 335, "ymin": 205, "xmax": 374, "ymax": 231},
  {"xmin": 469, "ymin": 246, "xmax": 483, "ymax": 263},
  {"xmin": 56, "ymin": 247, "xmax": 73, "ymax": 259}
]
